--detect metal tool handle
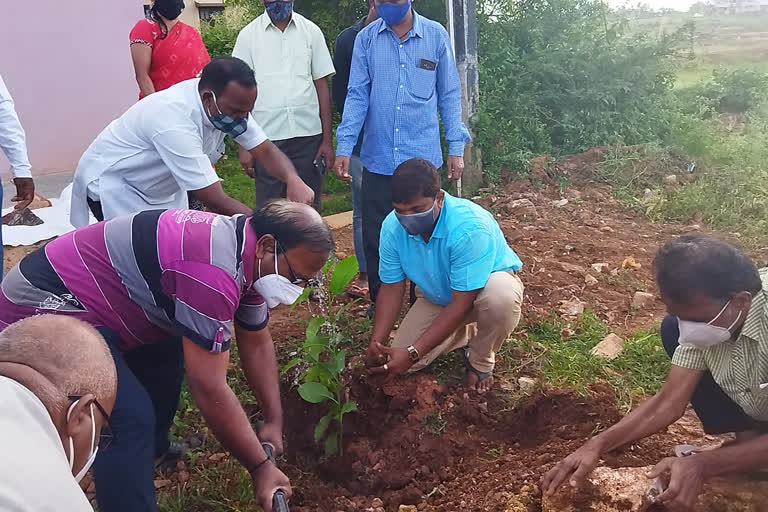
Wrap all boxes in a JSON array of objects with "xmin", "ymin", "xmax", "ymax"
[{"xmin": 262, "ymin": 443, "xmax": 290, "ymax": 512}]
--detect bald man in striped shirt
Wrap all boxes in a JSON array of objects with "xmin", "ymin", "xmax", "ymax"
[
  {"xmin": 0, "ymin": 201, "xmax": 332, "ymax": 512},
  {"xmin": 545, "ymin": 235, "xmax": 768, "ymax": 510}
]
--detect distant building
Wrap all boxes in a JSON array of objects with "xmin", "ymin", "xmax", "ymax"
[
  {"xmin": 142, "ymin": 0, "xmax": 225, "ymax": 28},
  {"xmin": 713, "ymin": 0, "xmax": 768, "ymax": 13}
]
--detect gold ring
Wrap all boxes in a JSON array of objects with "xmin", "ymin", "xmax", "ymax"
[{"xmin": 383, "ymin": 364, "xmax": 389, "ymax": 372}]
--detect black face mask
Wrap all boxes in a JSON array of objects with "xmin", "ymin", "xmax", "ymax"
[{"xmin": 155, "ymin": 0, "xmax": 185, "ymax": 20}]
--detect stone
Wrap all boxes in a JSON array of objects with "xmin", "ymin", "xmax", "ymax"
[
  {"xmin": 518, "ymin": 377, "xmax": 538, "ymax": 393},
  {"xmin": 565, "ymin": 189, "xmax": 583, "ymax": 201},
  {"xmin": 631, "ymin": 291, "xmax": 655, "ymax": 309},
  {"xmin": 208, "ymin": 452, "xmax": 227, "ymax": 462},
  {"xmin": 585, "ymin": 274, "xmax": 599, "ymax": 287},
  {"xmin": 496, "ymin": 198, "xmax": 538, "ymax": 217},
  {"xmin": 621, "ymin": 256, "xmax": 642, "ymax": 270},
  {"xmin": 371, "ymin": 498, "xmax": 384, "ymax": 508},
  {"xmin": 559, "ymin": 261, "xmax": 587, "ymax": 275},
  {"xmin": 559, "ymin": 299, "xmax": 585, "ymax": 317},
  {"xmin": 153, "ymin": 479, "xmax": 172, "ymax": 489},
  {"xmin": 324, "ymin": 210, "xmax": 354, "ymax": 230},
  {"xmin": 599, "ymin": 226, "xmax": 614, "ymax": 233},
  {"xmin": 663, "ymin": 174, "xmax": 678, "ymax": 186},
  {"xmin": 552, "ymin": 198, "xmax": 569, "ymax": 208},
  {"xmin": 398, "ymin": 506, "xmax": 418, "ymax": 512},
  {"xmin": 542, "ymin": 465, "xmax": 768, "ymax": 512},
  {"xmin": 591, "ymin": 333, "xmax": 625, "ymax": 360},
  {"xmin": 591, "ymin": 262, "xmax": 610, "ymax": 273}
]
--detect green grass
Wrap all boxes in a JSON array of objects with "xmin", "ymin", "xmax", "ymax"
[
  {"xmin": 217, "ymin": 157, "xmax": 353, "ymax": 216},
  {"xmin": 501, "ymin": 313, "xmax": 670, "ymax": 406}
]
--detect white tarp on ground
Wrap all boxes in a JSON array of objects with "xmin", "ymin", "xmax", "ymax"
[{"xmin": 1, "ymin": 184, "xmax": 95, "ymax": 247}]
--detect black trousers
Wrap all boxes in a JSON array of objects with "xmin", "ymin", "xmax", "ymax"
[
  {"xmin": 254, "ymin": 134, "xmax": 323, "ymax": 212},
  {"xmin": 361, "ymin": 169, "xmax": 394, "ymax": 303},
  {"xmin": 661, "ymin": 315, "xmax": 768, "ymax": 434},
  {"xmin": 92, "ymin": 327, "xmax": 185, "ymax": 512}
]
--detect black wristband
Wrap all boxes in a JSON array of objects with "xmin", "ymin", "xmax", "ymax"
[{"xmin": 247, "ymin": 456, "xmax": 271, "ymax": 475}]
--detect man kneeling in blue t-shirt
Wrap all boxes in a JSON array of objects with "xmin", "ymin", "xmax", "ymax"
[{"xmin": 365, "ymin": 158, "xmax": 525, "ymax": 393}]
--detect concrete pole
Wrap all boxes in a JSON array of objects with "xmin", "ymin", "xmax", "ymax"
[{"xmin": 445, "ymin": 0, "xmax": 483, "ymax": 196}]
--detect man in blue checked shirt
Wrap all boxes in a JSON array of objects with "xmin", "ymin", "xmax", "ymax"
[
  {"xmin": 364, "ymin": 159, "xmax": 523, "ymax": 393},
  {"xmin": 333, "ymin": 0, "xmax": 471, "ymax": 307}
]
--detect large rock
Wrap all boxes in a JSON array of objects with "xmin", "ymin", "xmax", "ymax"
[
  {"xmin": 631, "ymin": 291, "xmax": 655, "ymax": 309},
  {"xmin": 591, "ymin": 333, "xmax": 625, "ymax": 360},
  {"xmin": 543, "ymin": 466, "xmax": 768, "ymax": 512}
]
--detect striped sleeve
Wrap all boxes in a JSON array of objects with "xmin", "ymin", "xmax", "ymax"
[
  {"xmin": 234, "ymin": 289, "xmax": 269, "ymax": 331},
  {"xmin": 160, "ymin": 261, "xmax": 240, "ymax": 353},
  {"xmin": 671, "ymin": 344, "xmax": 708, "ymax": 371}
]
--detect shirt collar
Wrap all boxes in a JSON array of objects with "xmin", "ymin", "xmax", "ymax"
[
  {"xmin": 377, "ymin": 9, "xmax": 423, "ymax": 38},
  {"xmin": 740, "ymin": 278, "xmax": 768, "ymax": 343},
  {"xmin": 194, "ymin": 78, "xmax": 215, "ymax": 130},
  {"xmin": 261, "ymin": 12, "xmax": 296, "ymax": 31}
]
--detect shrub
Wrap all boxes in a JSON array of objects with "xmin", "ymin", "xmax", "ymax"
[{"xmin": 676, "ymin": 68, "xmax": 768, "ymax": 116}]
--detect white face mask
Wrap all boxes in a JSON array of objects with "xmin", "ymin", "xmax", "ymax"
[
  {"xmin": 67, "ymin": 399, "xmax": 99, "ymax": 483},
  {"xmin": 678, "ymin": 300, "xmax": 742, "ymax": 349},
  {"xmin": 252, "ymin": 245, "xmax": 304, "ymax": 309}
]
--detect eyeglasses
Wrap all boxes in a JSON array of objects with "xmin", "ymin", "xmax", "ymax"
[
  {"xmin": 68, "ymin": 394, "xmax": 114, "ymax": 451},
  {"xmin": 277, "ymin": 241, "xmax": 305, "ymax": 285}
]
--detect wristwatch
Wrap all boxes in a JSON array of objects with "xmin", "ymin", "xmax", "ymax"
[{"xmin": 407, "ymin": 345, "xmax": 420, "ymax": 362}]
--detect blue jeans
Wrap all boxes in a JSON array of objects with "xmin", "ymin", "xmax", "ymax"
[
  {"xmin": 349, "ymin": 155, "xmax": 367, "ymax": 274},
  {"xmin": 92, "ymin": 327, "xmax": 185, "ymax": 512}
]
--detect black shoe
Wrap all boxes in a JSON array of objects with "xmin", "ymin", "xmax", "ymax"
[
  {"xmin": 366, "ymin": 303, "xmax": 375, "ymax": 319},
  {"xmin": 154, "ymin": 440, "xmax": 187, "ymax": 472}
]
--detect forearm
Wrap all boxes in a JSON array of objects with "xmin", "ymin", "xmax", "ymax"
[
  {"xmin": 136, "ymin": 74, "xmax": 155, "ymax": 97},
  {"xmin": 196, "ymin": 190, "xmax": 252, "ymax": 216},
  {"xmin": 237, "ymin": 328, "xmax": 283, "ymax": 426},
  {"xmin": 316, "ymin": 79, "xmax": 333, "ymax": 142},
  {"xmin": 698, "ymin": 434, "xmax": 768, "ymax": 478},
  {"xmin": 587, "ymin": 394, "xmax": 684, "ymax": 454},
  {"xmin": 189, "ymin": 380, "xmax": 269, "ymax": 469},
  {"xmin": 250, "ymin": 142, "xmax": 300, "ymax": 185},
  {"xmin": 370, "ymin": 282, "xmax": 406, "ymax": 345},
  {"xmin": 413, "ymin": 302, "xmax": 473, "ymax": 355}
]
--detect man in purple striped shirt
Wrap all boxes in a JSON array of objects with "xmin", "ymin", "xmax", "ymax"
[{"xmin": 0, "ymin": 200, "xmax": 332, "ymax": 512}]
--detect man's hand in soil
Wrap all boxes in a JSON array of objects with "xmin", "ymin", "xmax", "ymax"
[
  {"xmin": 646, "ymin": 456, "xmax": 706, "ymax": 511},
  {"xmin": 366, "ymin": 343, "xmax": 412, "ymax": 383},
  {"xmin": 541, "ymin": 443, "xmax": 601, "ymax": 496},
  {"xmin": 252, "ymin": 462, "xmax": 292, "ymax": 512},
  {"xmin": 258, "ymin": 421, "xmax": 284, "ymax": 456},
  {"xmin": 364, "ymin": 341, "xmax": 387, "ymax": 369}
]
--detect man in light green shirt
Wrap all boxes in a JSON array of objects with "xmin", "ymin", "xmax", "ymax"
[
  {"xmin": 233, "ymin": 0, "xmax": 335, "ymax": 211},
  {"xmin": 544, "ymin": 235, "xmax": 768, "ymax": 510}
]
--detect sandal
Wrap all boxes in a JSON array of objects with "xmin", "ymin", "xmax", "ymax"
[
  {"xmin": 462, "ymin": 348, "xmax": 493, "ymax": 382},
  {"xmin": 346, "ymin": 284, "xmax": 370, "ymax": 299}
]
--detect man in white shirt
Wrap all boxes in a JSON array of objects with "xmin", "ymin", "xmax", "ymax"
[
  {"xmin": 0, "ymin": 315, "xmax": 117, "ymax": 512},
  {"xmin": 233, "ymin": 1, "xmax": 336, "ymax": 211},
  {"xmin": 70, "ymin": 57, "xmax": 313, "ymax": 227},
  {"xmin": 0, "ymin": 74, "xmax": 36, "ymax": 274}
]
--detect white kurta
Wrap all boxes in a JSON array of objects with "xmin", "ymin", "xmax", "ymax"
[
  {"xmin": 0, "ymin": 376, "xmax": 94, "ymax": 511},
  {"xmin": 70, "ymin": 79, "xmax": 267, "ymax": 227},
  {"xmin": 0, "ymin": 74, "xmax": 32, "ymax": 179}
]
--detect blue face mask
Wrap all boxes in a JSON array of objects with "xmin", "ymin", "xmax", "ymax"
[
  {"xmin": 264, "ymin": 0, "xmax": 294, "ymax": 22},
  {"xmin": 205, "ymin": 92, "xmax": 248, "ymax": 138},
  {"xmin": 377, "ymin": 0, "xmax": 411, "ymax": 26},
  {"xmin": 395, "ymin": 198, "xmax": 437, "ymax": 235}
]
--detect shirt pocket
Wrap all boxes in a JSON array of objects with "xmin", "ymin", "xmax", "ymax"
[
  {"xmin": 292, "ymin": 45, "xmax": 313, "ymax": 78},
  {"xmin": 409, "ymin": 64, "xmax": 437, "ymax": 100}
]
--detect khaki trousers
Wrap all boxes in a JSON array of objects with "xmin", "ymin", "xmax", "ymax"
[{"xmin": 393, "ymin": 271, "xmax": 524, "ymax": 374}]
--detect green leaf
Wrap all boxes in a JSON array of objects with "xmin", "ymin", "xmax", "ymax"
[
  {"xmin": 290, "ymin": 286, "xmax": 311, "ymax": 312},
  {"xmin": 280, "ymin": 357, "xmax": 302, "ymax": 376},
  {"xmin": 329, "ymin": 255, "xmax": 359, "ymax": 297},
  {"xmin": 340, "ymin": 401, "xmax": 357, "ymax": 416},
  {"xmin": 304, "ymin": 343, "xmax": 325, "ymax": 363},
  {"xmin": 332, "ymin": 350, "xmax": 347, "ymax": 375},
  {"xmin": 314, "ymin": 413, "xmax": 333, "ymax": 442},
  {"xmin": 297, "ymin": 382, "xmax": 334, "ymax": 404},
  {"xmin": 304, "ymin": 364, "xmax": 334, "ymax": 383},
  {"xmin": 306, "ymin": 316, "xmax": 325, "ymax": 341},
  {"xmin": 324, "ymin": 433, "xmax": 339, "ymax": 456}
]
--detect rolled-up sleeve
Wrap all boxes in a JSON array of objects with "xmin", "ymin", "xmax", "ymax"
[
  {"xmin": 0, "ymin": 75, "xmax": 32, "ymax": 178},
  {"xmin": 336, "ymin": 33, "xmax": 370, "ymax": 157}
]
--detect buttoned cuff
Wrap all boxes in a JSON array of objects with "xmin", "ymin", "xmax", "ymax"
[
  {"xmin": 336, "ymin": 143, "xmax": 354, "ymax": 158},
  {"xmin": 448, "ymin": 142, "xmax": 467, "ymax": 157},
  {"xmin": 11, "ymin": 165, "xmax": 32, "ymax": 179}
]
